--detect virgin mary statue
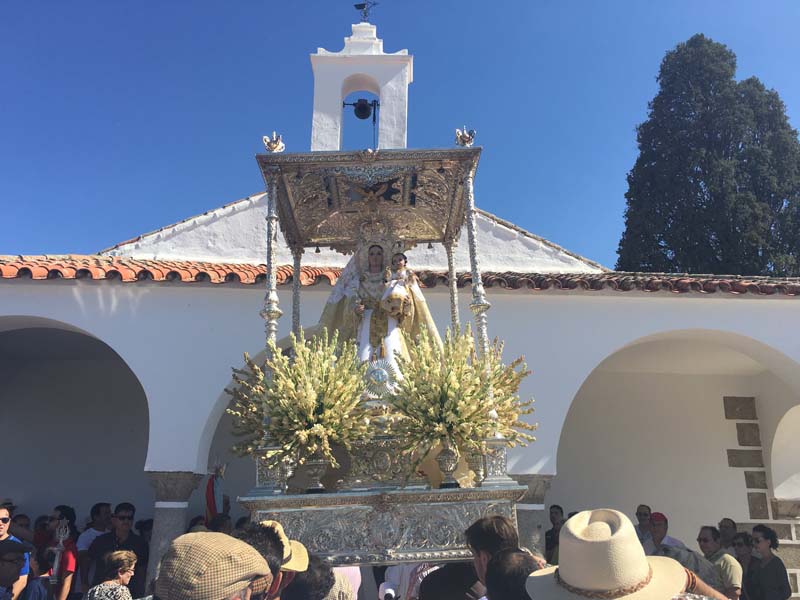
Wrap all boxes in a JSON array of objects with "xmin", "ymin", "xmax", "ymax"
[{"xmin": 309, "ymin": 242, "xmax": 441, "ymax": 371}]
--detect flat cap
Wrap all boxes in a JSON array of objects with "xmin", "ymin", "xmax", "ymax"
[{"xmin": 155, "ymin": 532, "xmax": 271, "ymax": 600}]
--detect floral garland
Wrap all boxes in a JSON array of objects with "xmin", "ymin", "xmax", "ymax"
[{"xmin": 389, "ymin": 325, "xmax": 537, "ymax": 472}]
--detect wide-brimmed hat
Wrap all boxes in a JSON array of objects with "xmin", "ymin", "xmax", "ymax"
[
  {"xmin": 526, "ymin": 509, "xmax": 686, "ymax": 600},
  {"xmin": 245, "ymin": 520, "xmax": 309, "ymax": 573},
  {"xmin": 154, "ymin": 532, "xmax": 272, "ymax": 600}
]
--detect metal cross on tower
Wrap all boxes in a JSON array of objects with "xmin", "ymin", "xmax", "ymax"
[{"xmin": 353, "ymin": 1, "xmax": 378, "ymax": 22}]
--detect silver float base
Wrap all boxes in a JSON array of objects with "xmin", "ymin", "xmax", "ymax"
[{"xmin": 239, "ymin": 485, "xmax": 526, "ymax": 565}]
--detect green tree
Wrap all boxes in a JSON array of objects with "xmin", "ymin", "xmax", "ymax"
[{"xmin": 617, "ymin": 34, "xmax": 800, "ymax": 275}]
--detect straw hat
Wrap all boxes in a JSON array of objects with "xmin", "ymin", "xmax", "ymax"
[
  {"xmin": 526, "ymin": 509, "xmax": 687, "ymax": 600},
  {"xmin": 264, "ymin": 520, "xmax": 308, "ymax": 572}
]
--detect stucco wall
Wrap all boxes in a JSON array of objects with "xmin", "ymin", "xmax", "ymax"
[
  {"xmin": 1, "ymin": 358, "xmax": 152, "ymax": 523},
  {"xmin": 3, "ymin": 280, "xmax": 800, "ymax": 519},
  {"xmin": 496, "ymin": 294, "xmax": 800, "ymax": 475},
  {"xmin": 102, "ymin": 195, "xmax": 603, "ymax": 273},
  {"xmin": 547, "ymin": 371, "xmax": 756, "ymax": 546}
]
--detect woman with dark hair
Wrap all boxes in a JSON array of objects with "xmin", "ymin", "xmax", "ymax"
[
  {"xmin": 86, "ymin": 551, "xmax": 136, "ymax": 600},
  {"xmin": 733, "ymin": 532, "xmax": 759, "ymax": 600},
  {"xmin": 750, "ymin": 525, "xmax": 791, "ymax": 600}
]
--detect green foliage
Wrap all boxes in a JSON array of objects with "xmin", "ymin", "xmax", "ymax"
[{"xmin": 617, "ymin": 34, "xmax": 800, "ymax": 275}]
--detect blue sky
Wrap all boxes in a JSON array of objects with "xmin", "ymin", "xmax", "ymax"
[{"xmin": 2, "ymin": 1, "xmax": 799, "ymax": 269}]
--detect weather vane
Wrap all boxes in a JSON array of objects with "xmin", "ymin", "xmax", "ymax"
[{"xmin": 353, "ymin": 1, "xmax": 378, "ymax": 22}]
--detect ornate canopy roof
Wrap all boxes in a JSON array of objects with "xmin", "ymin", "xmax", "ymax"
[{"xmin": 255, "ymin": 147, "xmax": 481, "ymax": 253}]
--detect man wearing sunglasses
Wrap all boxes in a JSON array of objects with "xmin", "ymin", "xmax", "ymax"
[{"xmin": 88, "ymin": 503, "xmax": 148, "ymax": 598}]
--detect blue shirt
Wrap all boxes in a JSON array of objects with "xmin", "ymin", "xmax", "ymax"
[
  {"xmin": 20, "ymin": 578, "xmax": 48, "ymax": 600},
  {"xmin": 8, "ymin": 535, "xmax": 30, "ymax": 576}
]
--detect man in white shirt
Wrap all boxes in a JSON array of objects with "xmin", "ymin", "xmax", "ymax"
[{"xmin": 76, "ymin": 503, "xmax": 111, "ymax": 594}]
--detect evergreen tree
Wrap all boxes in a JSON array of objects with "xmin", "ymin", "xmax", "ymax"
[{"xmin": 617, "ymin": 34, "xmax": 800, "ymax": 275}]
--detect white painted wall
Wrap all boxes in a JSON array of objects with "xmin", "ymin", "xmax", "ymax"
[
  {"xmin": 102, "ymin": 195, "xmax": 603, "ymax": 273},
  {"xmin": 547, "ymin": 371, "xmax": 755, "ymax": 547},
  {"xmin": 3, "ymin": 280, "xmax": 800, "ymax": 519},
  {"xmin": 1, "ymin": 358, "xmax": 152, "ymax": 523},
  {"xmin": 494, "ymin": 294, "xmax": 800, "ymax": 475}
]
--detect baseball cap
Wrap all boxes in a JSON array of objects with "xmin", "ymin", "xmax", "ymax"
[
  {"xmin": 154, "ymin": 532, "xmax": 272, "ymax": 600},
  {"xmin": 650, "ymin": 512, "xmax": 668, "ymax": 523}
]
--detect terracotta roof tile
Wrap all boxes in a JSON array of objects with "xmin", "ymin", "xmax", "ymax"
[{"xmin": 2, "ymin": 255, "xmax": 800, "ymax": 298}]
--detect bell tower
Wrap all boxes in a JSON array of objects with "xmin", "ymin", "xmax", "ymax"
[{"xmin": 310, "ymin": 22, "xmax": 413, "ymax": 151}]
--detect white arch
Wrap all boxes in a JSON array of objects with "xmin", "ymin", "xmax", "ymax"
[
  {"xmin": 0, "ymin": 315, "xmax": 151, "ymax": 518},
  {"xmin": 546, "ymin": 328, "xmax": 800, "ymax": 544},
  {"xmin": 549, "ymin": 327, "xmax": 800, "ymax": 474},
  {"xmin": 0, "ymin": 314, "xmax": 97, "ymax": 335},
  {"xmin": 342, "ymin": 73, "xmax": 381, "ymax": 97},
  {"xmin": 771, "ymin": 405, "xmax": 800, "ymax": 500},
  {"xmin": 195, "ymin": 348, "xmax": 268, "ymax": 478}
]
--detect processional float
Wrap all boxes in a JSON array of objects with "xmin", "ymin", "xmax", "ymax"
[{"xmin": 238, "ymin": 143, "xmax": 528, "ymax": 565}]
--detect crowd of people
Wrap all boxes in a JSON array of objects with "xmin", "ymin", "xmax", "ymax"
[
  {"xmin": 0, "ymin": 496, "xmax": 795, "ymax": 600},
  {"xmin": 0, "ymin": 500, "xmax": 152, "ymax": 600},
  {"xmin": 538, "ymin": 503, "xmax": 792, "ymax": 600}
]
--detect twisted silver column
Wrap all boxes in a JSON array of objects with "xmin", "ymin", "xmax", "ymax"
[
  {"xmin": 445, "ymin": 240, "xmax": 460, "ymax": 332},
  {"xmin": 463, "ymin": 170, "xmax": 491, "ymax": 356},
  {"xmin": 259, "ymin": 169, "xmax": 283, "ymax": 353},
  {"xmin": 291, "ymin": 246, "xmax": 303, "ymax": 336}
]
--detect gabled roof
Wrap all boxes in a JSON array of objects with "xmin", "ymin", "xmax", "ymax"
[
  {"xmin": 99, "ymin": 193, "xmax": 607, "ymax": 274},
  {"xmin": 2, "ymin": 254, "xmax": 800, "ymax": 298}
]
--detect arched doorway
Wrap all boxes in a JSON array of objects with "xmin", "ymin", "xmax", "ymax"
[
  {"xmin": 0, "ymin": 316, "xmax": 151, "ymax": 523},
  {"xmin": 771, "ymin": 406, "xmax": 800, "ymax": 507},
  {"xmin": 547, "ymin": 329, "xmax": 800, "ymax": 545}
]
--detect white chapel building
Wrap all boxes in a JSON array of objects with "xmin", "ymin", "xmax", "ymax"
[{"xmin": 3, "ymin": 21, "xmax": 800, "ymax": 587}]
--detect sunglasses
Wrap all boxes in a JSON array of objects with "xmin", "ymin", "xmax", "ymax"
[
  {"xmin": 0, "ymin": 517, "xmax": 10, "ymax": 524},
  {"xmin": 696, "ymin": 538, "xmax": 712, "ymax": 543}
]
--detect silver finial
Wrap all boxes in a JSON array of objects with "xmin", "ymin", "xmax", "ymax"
[
  {"xmin": 263, "ymin": 131, "xmax": 285, "ymax": 153},
  {"xmin": 455, "ymin": 126, "xmax": 476, "ymax": 147}
]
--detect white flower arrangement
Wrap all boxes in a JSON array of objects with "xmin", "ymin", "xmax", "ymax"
[
  {"xmin": 389, "ymin": 325, "xmax": 537, "ymax": 473},
  {"xmin": 227, "ymin": 328, "xmax": 370, "ymax": 469}
]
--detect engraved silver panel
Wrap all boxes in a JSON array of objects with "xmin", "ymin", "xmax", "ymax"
[{"xmin": 240, "ymin": 486, "xmax": 525, "ymax": 565}]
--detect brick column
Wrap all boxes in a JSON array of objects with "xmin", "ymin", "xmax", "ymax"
[
  {"xmin": 145, "ymin": 471, "xmax": 204, "ymax": 588},
  {"xmin": 723, "ymin": 396, "xmax": 771, "ymax": 520}
]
